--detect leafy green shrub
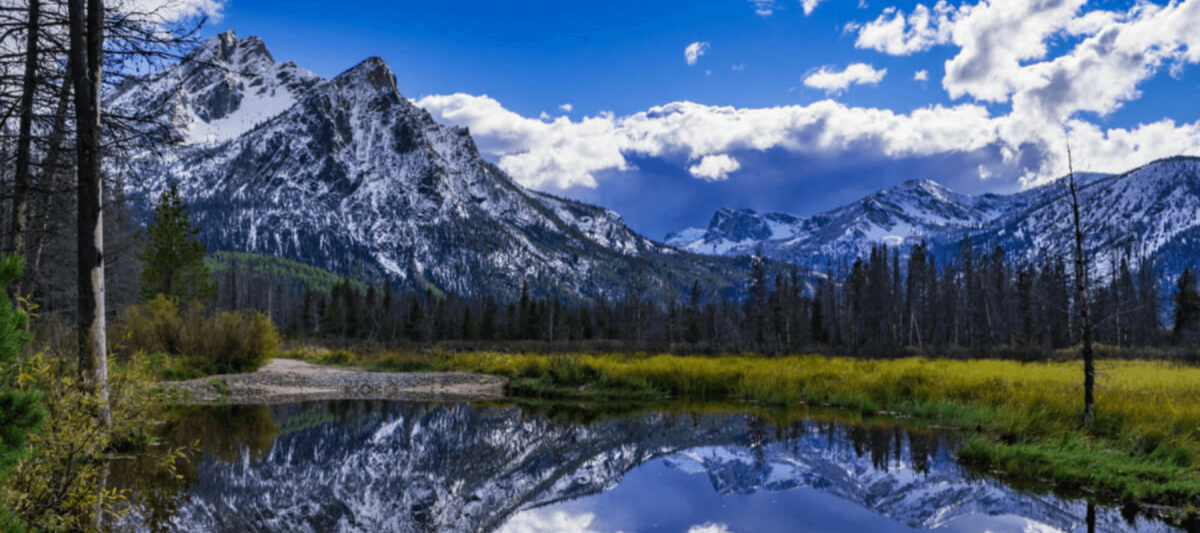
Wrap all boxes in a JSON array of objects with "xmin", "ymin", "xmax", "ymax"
[{"xmin": 124, "ymin": 295, "xmax": 280, "ymax": 375}]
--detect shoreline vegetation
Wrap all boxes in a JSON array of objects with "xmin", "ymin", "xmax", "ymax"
[{"xmin": 289, "ymin": 344, "xmax": 1200, "ymax": 516}]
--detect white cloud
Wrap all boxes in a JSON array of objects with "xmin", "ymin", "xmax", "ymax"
[
  {"xmin": 732, "ymin": 63, "xmax": 746, "ymax": 71},
  {"xmin": 688, "ymin": 154, "xmax": 742, "ymax": 181},
  {"xmin": 706, "ymin": 69, "xmax": 712, "ymax": 76},
  {"xmin": 977, "ymin": 164, "xmax": 992, "ymax": 179},
  {"xmin": 123, "ymin": 0, "xmax": 226, "ymax": 23},
  {"xmin": 418, "ymin": 89, "xmax": 1200, "ymax": 193},
  {"xmin": 942, "ymin": 0, "xmax": 1088, "ymax": 103},
  {"xmin": 801, "ymin": 0, "xmax": 824, "ymax": 16},
  {"xmin": 559, "ymin": 103, "xmax": 573, "ymax": 113},
  {"xmin": 803, "ymin": 63, "xmax": 887, "ymax": 94},
  {"xmin": 496, "ymin": 510, "xmax": 606, "ymax": 533},
  {"xmin": 839, "ymin": 0, "xmax": 1200, "ymax": 186},
  {"xmin": 689, "ymin": 524, "xmax": 735, "ymax": 533},
  {"xmin": 913, "ymin": 69, "xmax": 929, "ymax": 81},
  {"xmin": 685, "ymin": 42, "xmax": 710, "ymax": 66},
  {"xmin": 538, "ymin": 111, "xmax": 551, "ymax": 120},
  {"xmin": 416, "ymin": 93, "xmax": 627, "ymax": 189},
  {"xmin": 418, "ymin": 93, "xmax": 999, "ymax": 190},
  {"xmin": 750, "ymin": 0, "xmax": 775, "ymax": 16},
  {"xmin": 853, "ymin": 1, "xmax": 963, "ymax": 55}
]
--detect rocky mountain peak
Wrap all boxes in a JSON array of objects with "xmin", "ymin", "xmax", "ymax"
[
  {"xmin": 710, "ymin": 208, "xmax": 766, "ymax": 239},
  {"xmin": 335, "ymin": 56, "xmax": 399, "ymax": 94},
  {"xmin": 117, "ymin": 30, "xmax": 748, "ymax": 300},
  {"xmin": 186, "ymin": 30, "xmax": 274, "ymax": 66}
]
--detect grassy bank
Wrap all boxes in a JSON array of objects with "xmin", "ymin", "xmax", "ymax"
[{"xmin": 291, "ymin": 346, "xmax": 1200, "ymax": 512}]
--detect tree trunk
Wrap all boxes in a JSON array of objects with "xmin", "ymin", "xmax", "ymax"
[
  {"xmin": 1067, "ymin": 147, "xmax": 1095, "ymax": 430},
  {"xmin": 10, "ymin": 0, "xmax": 41, "ymax": 301},
  {"xmin": 69, "ymin": 0, "xmax": 108, "ymax": 424},
  {"xmin": 26, "ymin": 69, "xmax": 74, "ymax": 303}
]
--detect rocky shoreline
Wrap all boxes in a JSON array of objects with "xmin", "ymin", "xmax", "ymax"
[{"xmin": 163, "ymin": 358, "xmax": 509, "ymax": 404}]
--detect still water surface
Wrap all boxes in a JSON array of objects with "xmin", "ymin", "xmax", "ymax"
[{"xmin": 118, "ymin": 401, "xmax": 1184, "ymax": 532}]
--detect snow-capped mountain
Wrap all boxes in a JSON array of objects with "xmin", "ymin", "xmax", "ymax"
[
  {"xmin": 667, "ymin": 161, "xmax": 1200, "ymax": 285},
  {"xmin": 667, "ymin": 178, "xmax": 1041, "ymax": 266},
  {"xmin": 128, "ymin": 402, "xmax": 1179, "ymax": 532},
  {"xmin": 112, "ymin": 31, "xmax": 744, "ymax": 299},
  {"xmin": 971, "ymin": 157, "xmax": 1200, "ymax": 279}
]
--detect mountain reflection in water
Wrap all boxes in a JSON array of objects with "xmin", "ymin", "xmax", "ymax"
[{"xmin": 120, "ymin": 401, "xmax": 1182, "ymax": 533}]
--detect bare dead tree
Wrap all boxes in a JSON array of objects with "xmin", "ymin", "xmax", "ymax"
[
  {"xmin": 8, "ymin": 0, "xmax": 39, "ymax": 273},
  {"xmin": 1066, "ymin": 145, "xmax": 1095, "ymax": 430},
  {"xmin": 68, "ymin": 0, "xmax": 107, "ymax": 422}
]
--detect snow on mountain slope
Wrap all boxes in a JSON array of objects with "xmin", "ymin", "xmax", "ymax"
[
  {"xmin": 115, "ymin": 31, "xmax": 743, "ymax": 299},
  {"xmin": 667, "ymin": 162, "xmax": 1200, "ymax": 290},
  {"xmin": 110, "ymin": 30, "xmax": 321, "ymax": 147},
  {"xmin": 970, "ymin": 157, "xmax": 1200, "ymax": 281},
  {"xmin": 668, "ymin": 179, "xmax": 1033, "ymax": 266}
]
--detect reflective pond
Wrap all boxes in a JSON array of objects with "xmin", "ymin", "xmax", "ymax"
[{"xmin": 115, "ymin": 401, "xmax": 1186, "ymax": 532}]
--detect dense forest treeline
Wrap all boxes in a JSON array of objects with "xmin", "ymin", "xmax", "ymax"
[{"xmin": 212, "ymin": 239, "xmax": 1200, "ymax": 358}]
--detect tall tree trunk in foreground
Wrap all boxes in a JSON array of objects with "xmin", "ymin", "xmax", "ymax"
[
  {"xmin": 69, "ymin": 0, "xmax": 109, "ymax": 424},
  {"xmin": 1067, "ymin": 146, "xmax": 1095, "ymax": 431}
]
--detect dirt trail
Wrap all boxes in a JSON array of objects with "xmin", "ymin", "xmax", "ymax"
[{"xmin": 164, "ymin": 358, "xmax": 508, "ymax": 404}]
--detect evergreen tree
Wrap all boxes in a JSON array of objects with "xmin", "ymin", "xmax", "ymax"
[
  {"xmin": 137, "ymin": 183, "xmax": 215, "ymax": 306},
  {"xmin": 0, "ymin": 256, "xmax": 45, "ymax": 486},
  {"xmin": 480, "ymin": 296, "xmax": 497, "ymax": 340},
  {"xmin": 1173, "ymin": 267, "xmax": 1200, "ymax": 345}
]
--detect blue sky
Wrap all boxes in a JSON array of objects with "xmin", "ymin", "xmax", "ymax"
[{"xmin": 202, "ymin": 0, "xmax": 1200, "ymax": 238}]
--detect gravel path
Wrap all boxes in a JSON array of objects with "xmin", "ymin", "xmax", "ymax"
[{"xmin": 163, "ymin": 358, "xmax": 509, "ymax": 404}]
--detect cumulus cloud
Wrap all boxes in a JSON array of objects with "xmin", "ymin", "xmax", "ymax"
[
  {"xmin": 839, "ymin": 0, "xmax": 1200, "ymax": 185},
  {"xmin": 416, "ymin": 93, "xmax": 627, "ymax": 189},
  {"xmin": 418, "ymin": 93, "xmax": 1000, "ymax": 190},
  {"xmin": 688, "ymin": 154, "xmax": 742, "ymax": 181},
  {"xmin": 942, "ymin": 0, "xmax": 1088, "ymax": 103},
  {"xmin": 750, "ymin": 0, "xmax": 776, "ymax": 17},
  {"xmin": 559, "ymin": 103, "xmax": 573, "ymax": 113},
  {"xmin": 419, "ymin": 86, "xmax": 1200, "ymax": 195},
  {"xmin": 495, "ymin": 510, "xmax": 605, "ymax": 533},
  {"xmin": 803, "ymin": 63, "xmax": 887, "ymax": 94},
  {"xmin": 801, "ymin": 0, "xmax": 824, "ymax": 16},
  {"xmin": 853, "ymin": 1, "xmax": 963, "ymax": 55},
  {"xmin": 688, "ymin": 524, "xmax": 735, "ymax": 533},
  {"xmin": 913, "ymin": 69, "xmax": 929, "ymax": 81},
  {"xmin": 123, "ymin": 0, "xmax": 226, "ymax": 23},
  {"xmin": 685, "ymin": 42, "xmax": 710, "ymax": 66}
]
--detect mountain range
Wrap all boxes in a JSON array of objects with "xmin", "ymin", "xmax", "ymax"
[
  {"xmin": 113, "ymin": 30, "xmax": 1200, "ymax": 301},
  {"xmin": 110, "ymin": 31, "xmax": 747, "ymax": 300},
  {"xmin": 667, "ymin": 160, "xmax": 1200, "ymax": 285}
]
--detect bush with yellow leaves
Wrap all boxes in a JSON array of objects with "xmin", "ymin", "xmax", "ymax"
[
  {"xmin": 125, "ymin": 295, "xmax": 279, "ymax": 376},
  {"xmin": 2, "ymin": 351, "xmax": 192, "ymax": 531}
]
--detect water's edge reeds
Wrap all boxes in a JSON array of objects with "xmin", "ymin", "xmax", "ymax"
[{"xmin": 286, "ymin": 346, "xmax": 1200, "ymax": 515}]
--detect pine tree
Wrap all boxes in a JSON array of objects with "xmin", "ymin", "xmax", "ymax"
[
  {"xmin": 1173, "ymin": 267, "xmax": 1200, "ymax": 345},
  {"xmin": 137, "ymin": 183, "xmax": 215, "ymax": 306},
  {"xmin": 0, "ymin": 256, "xmax": 45, "ymax": 478}
]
